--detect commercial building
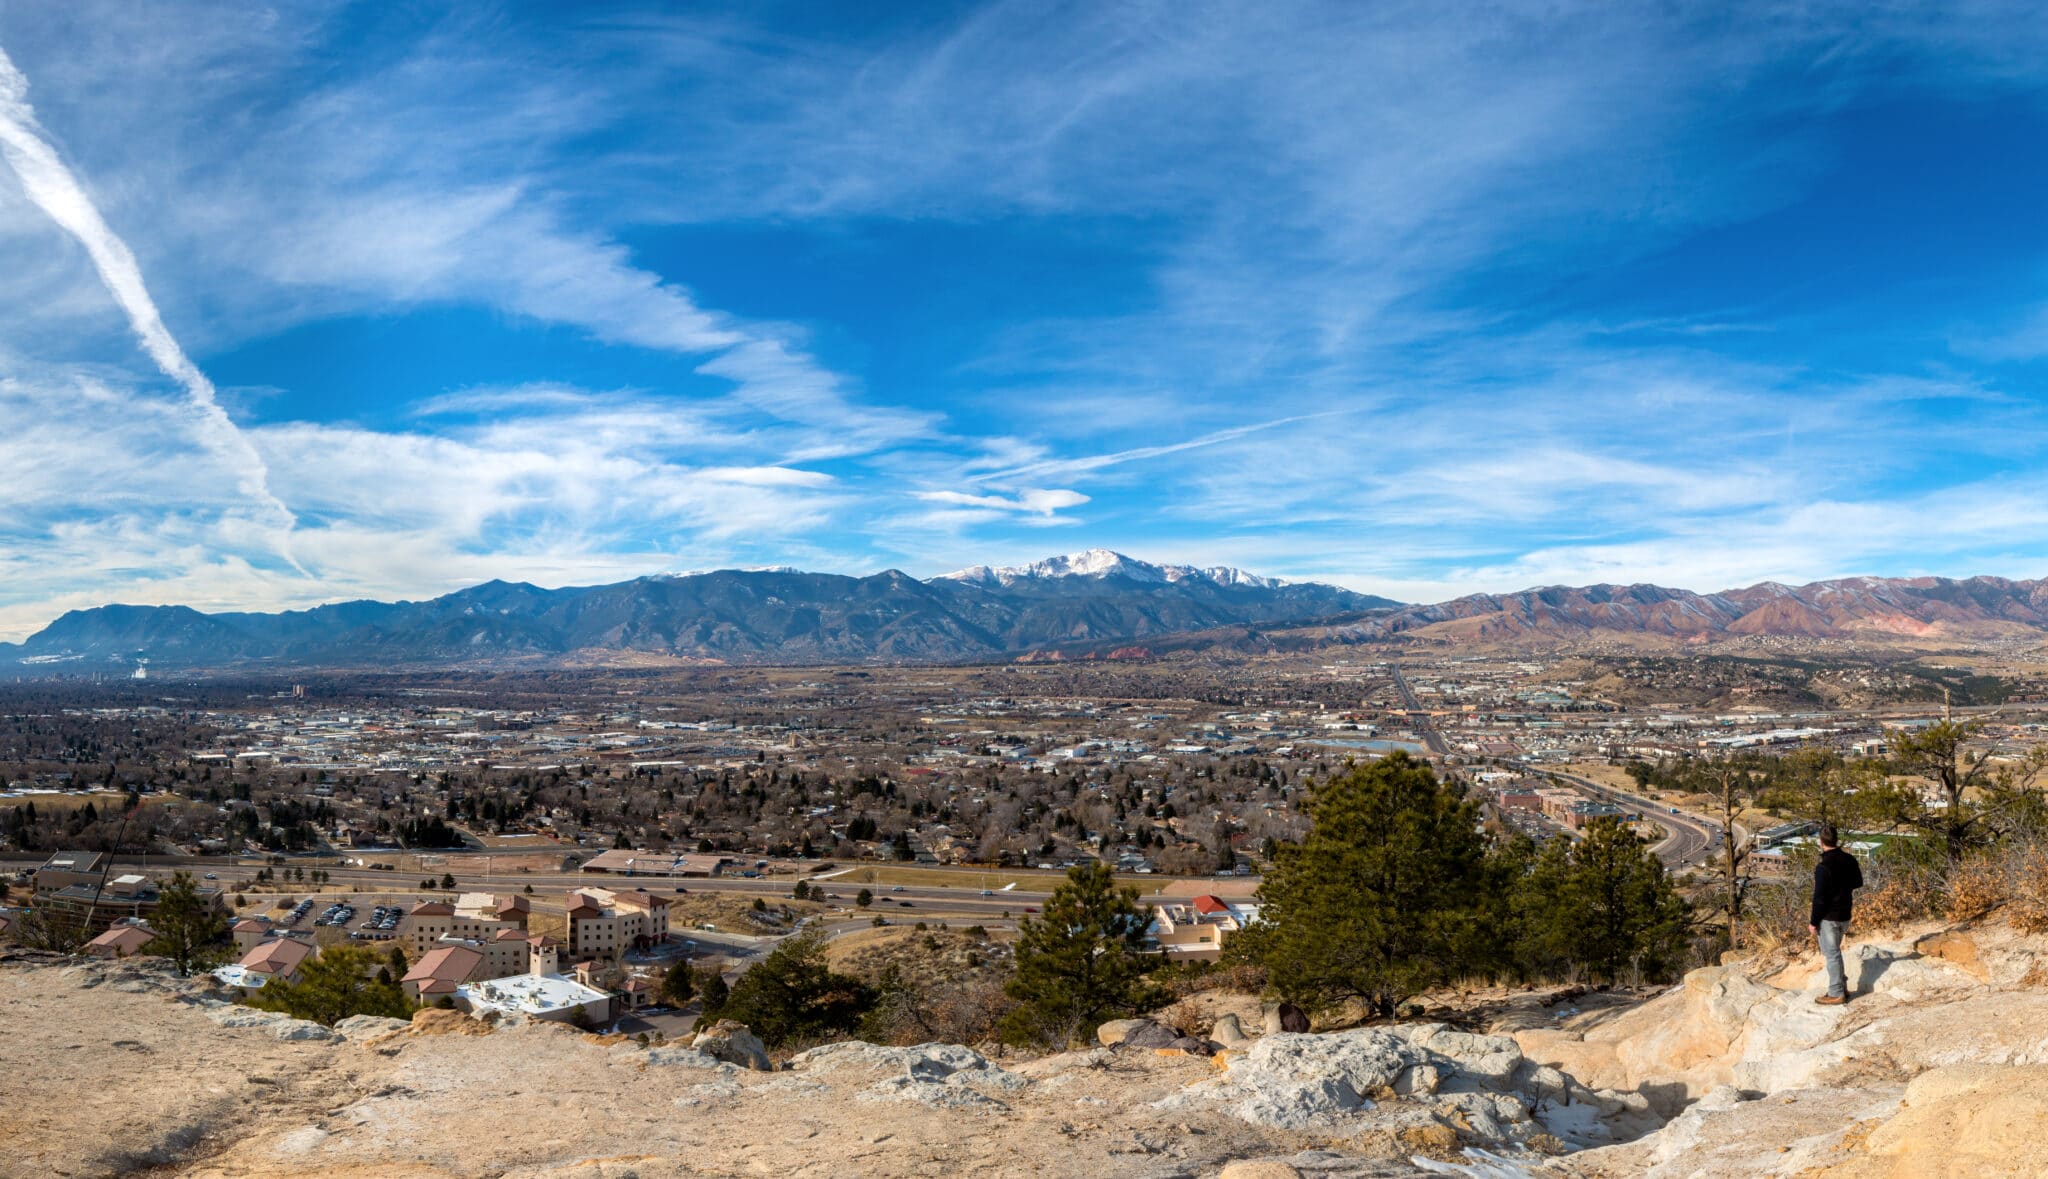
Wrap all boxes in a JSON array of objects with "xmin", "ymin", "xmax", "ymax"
[
  {"xmin": 578, "ymin": 850, "xmax": 731, "ymax": 877},
  {"xmin": 31, "ymin": 850, "xmax": 109, "ymax": 893},
  {"xmin": 1148, "ymin": 894, "xmax": 1259, "ymax": 961},
  {"xmin": 30, "ymin": 853, "xmax": 222, "ymax": 935}
]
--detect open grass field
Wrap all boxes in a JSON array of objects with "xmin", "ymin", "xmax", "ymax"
[{"xmin": 0, "ymin": 790, "xmax": 126, "ymax": 811}]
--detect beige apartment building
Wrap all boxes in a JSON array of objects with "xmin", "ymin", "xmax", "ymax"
[
  {"xmin": 401, "ymin": 892, "xmax": 531, "ymax": 959},
  {"xmin": 564, "ymin": 887, "xmax": 670, "ymax": 962}
]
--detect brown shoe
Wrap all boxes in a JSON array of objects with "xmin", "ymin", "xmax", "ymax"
[{"xmin": 1815, "ymin": 994, "xmax": 1847, "ymax": 1006}]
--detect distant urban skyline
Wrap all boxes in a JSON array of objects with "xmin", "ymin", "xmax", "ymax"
[{"xmin": 5, "ymin": 3, "xmax": 2048, "ymax": 640}]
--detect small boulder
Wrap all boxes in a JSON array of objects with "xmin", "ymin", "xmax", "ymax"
[
  {"xmin": 693, "ymin": 1019, "xmax": 773, "ymax": 1071},
  {"xmin": 1097, "ymin": 1018, "xmax": 1152, "ymax": 1047},
  {"xmin": 1262, "ymin": 1002, "xmax": 1311, "ymax": 1035},
  {"xmin": 1395, "ymin": 1062, "xmax": 1443, "ymax": 1096},
  {"xmin": 1121, "ymin": 1021, "xmax": 1186, "ymax": 1050},
  {"xmin": 1212, "ymin": 1013, "xmax": 1254, "ymax": 1049}
]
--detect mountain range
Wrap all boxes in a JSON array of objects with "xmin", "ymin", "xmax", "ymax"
[
  {"xmin": 1359, "ymin": 576, "xmax": 2048, "ymax": 645},
  {"xmin": 0, "ymin": 550, "xmax": 1392, "ymax": 672},
  {"xmin": 9, "ymin": 552, "xmax": 2048, "ymax": 674}
]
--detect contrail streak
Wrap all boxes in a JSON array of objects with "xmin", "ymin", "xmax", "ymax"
[{"xmin": 0, "ymin": 45, "xmax": 301, "ymax": 546}]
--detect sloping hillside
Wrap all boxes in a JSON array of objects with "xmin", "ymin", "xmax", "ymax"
[{"xmin": 13, "ymin": 914, "xmax": 2048, "ymax": 1177}]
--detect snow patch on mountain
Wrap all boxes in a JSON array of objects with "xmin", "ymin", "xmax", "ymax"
[
  {"xmin": 936, "ymin": 548, "xmax": 1283, "ymax": 590},
  {"xmin": 656, "ymin": 566, "xmax": 804, "ymax": 579}
]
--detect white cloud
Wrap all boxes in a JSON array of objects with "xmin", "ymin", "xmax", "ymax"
[
  {"xmin": 913, "ymin": 487, "xmax": 1088, "ymax": 516},
  {"xmin": 0, "ymin": 44, "xmax": 292, "ymax": 539}
]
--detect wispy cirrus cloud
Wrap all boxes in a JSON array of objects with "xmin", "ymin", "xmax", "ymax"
[
  {"xmin": 913, "ymin": 487, "xmax": 1088, "ymax": 516},
  {"xmin": 0, "ymin": 45, "xmax": 293, "ymax": 541}
]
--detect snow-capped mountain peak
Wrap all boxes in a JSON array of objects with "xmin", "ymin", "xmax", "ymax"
[
  {"xmin": 935, "ymin": 548, "xmax": 1282, "ymax": 589},
  {"xmin": 656, "ymin": 565, "xmax": 803, "ymax": 579}
]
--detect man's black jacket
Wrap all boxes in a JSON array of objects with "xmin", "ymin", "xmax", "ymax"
[{"xmin": 1811, "ymin": 846, "xmax": 1864, "ymax": 926}]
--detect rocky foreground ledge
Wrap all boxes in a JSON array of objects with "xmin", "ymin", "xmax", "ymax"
[{"xmin": 7, "ymin": 923, "xmax": 2048, "ymax": 1178}]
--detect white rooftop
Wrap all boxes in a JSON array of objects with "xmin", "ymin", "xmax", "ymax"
[
  {"xmin": 211, "ymin": 964, "xmax": 270, "ymax": 989},
  {"xmin": 458, "ymin": 971, "xmax": 608, "ymax": 1015}
]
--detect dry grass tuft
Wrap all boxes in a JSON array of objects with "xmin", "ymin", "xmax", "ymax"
[
  {"xmin": 1943, "ymin": 858, "xmax": 2008, "ymax": 924},
  {"xmin": 1855, "ymin": 874, "xmax": 1933, "ymax": 933},
  {"xmin": 2005, "ymin": 848, "xmax": 2048, "ymax": 935}
]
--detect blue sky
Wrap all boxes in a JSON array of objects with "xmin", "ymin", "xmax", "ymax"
[{"xmin": 5, "ymin": 2, "xmax": 2048, "ymax": 637}]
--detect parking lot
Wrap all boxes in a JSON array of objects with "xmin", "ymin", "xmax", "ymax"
[{"xmin": 258, "ymin": 894, "xmax": 409, "ymax": 942}]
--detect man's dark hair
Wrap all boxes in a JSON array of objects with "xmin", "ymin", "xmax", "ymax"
[{"xmin": 1817, "ymin": 823, "xmax": 1839, "ymax": 848}]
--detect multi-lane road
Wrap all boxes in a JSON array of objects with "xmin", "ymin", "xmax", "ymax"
[
  {"xmin": 1390, "ymin": 665, "xmax": 1451, "ymax": 755},
  {"xmin": 1381, "ymin": 665, "xmax": 1723, "ymax": 870},
  {"xmin": 1548, "ymin": 771, "xmax": 1723, "ymax": 868}
]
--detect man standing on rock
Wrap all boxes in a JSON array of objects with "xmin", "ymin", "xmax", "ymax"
[{"xmin": 1810, "ymin": 823, "xmax": 1864, "ymax": 1006}]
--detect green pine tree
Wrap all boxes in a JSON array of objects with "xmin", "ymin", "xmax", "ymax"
[
  {"xmin": 1528, "ymin": 817, "xmax": 1691, "ymax": 984},
  {"xmin": 145, "ymin": 870, "xmax": 230, "ymax": 977},
  {"xmin": 662, "ymin": 958, "xmax": 696, "ymax": 1006},
  {"xmin": 695, "ymin": 964, "xmax": 730, "ymax": 1018},
  {"xmin": 1239, "ymin": 753, "xmax": 1491, "ymax": 1019},
  {"xmin": 998, "ymin": 861, "xmax": 1163, "ymax": 1047},
  {"xmin": 249, "ymin": 944, "xmax": 414, "ymax": 1025},
  {"xmin": 712, "ymin": 929, "xmax": 874, "ymax": 1047}
]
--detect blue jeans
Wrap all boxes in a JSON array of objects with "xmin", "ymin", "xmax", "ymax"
[{"xmin": 1818, "ymin": 919, "xmax": 1848, "ymax": 998}]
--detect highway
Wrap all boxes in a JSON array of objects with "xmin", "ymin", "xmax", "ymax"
[
  {"xmin": 1390, "ymin": 665, "xmax": 1451, "ymax": 756},
  {"xmin": 1548, "ymin": 770, "xmax": 1723, "ymax": 869}
]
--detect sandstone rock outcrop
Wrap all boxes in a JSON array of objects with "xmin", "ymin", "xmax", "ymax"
[
  {"xmin": 1552, "ymin": 921, "xmax": 2048, "ymax": 1176},
  {"xmin": 691, "ymin": 1019, "xmax": 773, "ymax": 1071}
]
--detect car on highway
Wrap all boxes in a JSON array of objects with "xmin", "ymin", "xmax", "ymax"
[
  {"xmin": 673, "ymin": 886, "xmax": 688, "ymax": 893},
  {"xmin": 890, "ymin": 886, "xmax": 905, "ymax": 892},
  {"xmin": 980, "ymin": 889, "xmax": 994, "ymax": 896},
  {"xmin": 203, "ymin": 873, "xmax": 218, "ymax": 880}
]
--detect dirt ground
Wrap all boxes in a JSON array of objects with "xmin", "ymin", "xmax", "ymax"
[{"xmin": 0, "ymin": 949, "xmax": 1433, "ymax": 1179}]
